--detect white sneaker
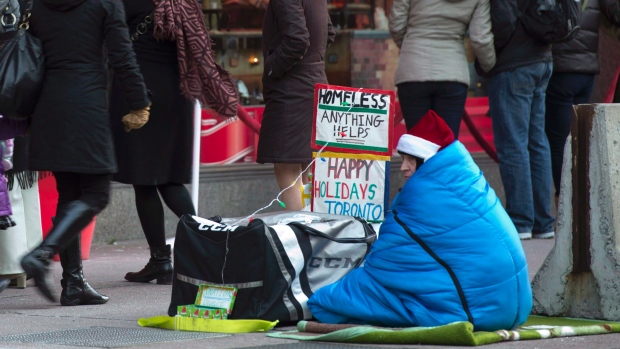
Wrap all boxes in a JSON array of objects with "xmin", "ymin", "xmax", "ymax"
[
  {"xmin": 519, "ymin": 232, "xmax": 532, "ymax": 240},
  {"xmin": 533, "ymin": 231, "xmax": 555, "ymax": 239}
]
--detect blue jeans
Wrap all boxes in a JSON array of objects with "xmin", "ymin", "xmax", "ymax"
[
  {"xmin": 397, "ymin": 81, "xmax": 468, "ymax": 138},
  {"xmin": 488, "ymin": 62, "xmax": 555, "ymax": 234},
  {"xmin": 545, "ymin": 72, "xmax": 594, "ymax": 196}
]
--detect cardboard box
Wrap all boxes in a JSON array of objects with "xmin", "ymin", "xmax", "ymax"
[
  {"xmin": 177, "ymin": 305, "xmax": 228, "ymax": 320},
  {"xmin": 194, "ymin": 284, "xmax": 238, "ymax": 314}
]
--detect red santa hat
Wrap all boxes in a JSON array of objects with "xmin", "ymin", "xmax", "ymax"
[{"xmin": 396, "ymin": 110, "xmax": 455, "ymax": 161}]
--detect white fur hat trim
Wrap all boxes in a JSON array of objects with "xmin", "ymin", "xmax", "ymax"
[{"xmin": 396, "ymin": 134, "xmax": 440, "ymax": 161}]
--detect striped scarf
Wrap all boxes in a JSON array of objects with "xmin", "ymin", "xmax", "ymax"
[{"xmin": 152, "ymin": 0, "xmax": 238, "ymax": 118}]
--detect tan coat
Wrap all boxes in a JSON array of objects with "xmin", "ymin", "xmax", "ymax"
[{"xmin": 389, "ymin": 0, "xmax": 495, "ymax": 87}]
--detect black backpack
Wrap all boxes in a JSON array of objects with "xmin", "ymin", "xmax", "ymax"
[{"xmin": 520, "ymin": 0, "xmax": 581, "ymax": 44}]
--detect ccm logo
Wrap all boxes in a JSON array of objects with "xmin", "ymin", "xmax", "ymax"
[
  {"xmin": 308, "ymin": 257, "xmax": 362, "ymax": 268},
  {"xmin": 197, "ymin": 221, "xmax": 239, "ymax": 232}
]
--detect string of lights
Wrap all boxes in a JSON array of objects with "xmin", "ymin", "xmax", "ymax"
[{"xmin": 220, "ymin": 87, "xmax": 364, "ymax": 283}]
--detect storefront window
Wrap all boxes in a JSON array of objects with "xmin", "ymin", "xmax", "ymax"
[
  {"xmin": 199, "ymin": 0, "xmax": 401, "ymax": 166},
  {"xmin": 328, "ymin": 0, "xmax": 384, "ymax": 30},
  {"xmin": 202, "ymin": 0, "xmax": 390, "ymax": 32},
  {"xmin": 202, "ymin": 0, "xmax": 266, "ymax": 31}
]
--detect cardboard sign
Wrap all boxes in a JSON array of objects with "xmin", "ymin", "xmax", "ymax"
[
  {"xmin": 312, "ymin": 84, "xmax": 395, "ymax": 156},
  {"xmin": 312, "ymin": 152, "xmax": 390, "ymax": 222}
]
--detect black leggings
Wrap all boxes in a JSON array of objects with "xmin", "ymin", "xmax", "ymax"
[
  {"xmin": 133, "ymin": 183, "xmax": 196, "ymax": 248},
  {"xmin": 53, "ymin": 172, "xmax": 112, "ymax": 215}
]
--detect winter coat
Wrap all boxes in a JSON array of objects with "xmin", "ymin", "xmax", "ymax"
[
  {"xmin": 0, "ymin": 143, "xmax": 10, "ymax": 216},
  {"xmin": 552, "ymin": 0, "xmax": 620, "ymax": 74},
  {"xmin": 307, "ymin": 141, "xmax": 532, "ymax": 331},
  {"xmin": 389, "ymin": 0, "xmax": 496, "ymax": 87},
  {"xmin": 0, "ymin": 171, "xmax": 9, "ymax": 216},
  {"xmin": 27, "ymin": 0, "xmax": 150, "ymax": 174},
  {"xmin": 109, "ymin": 0, "xmax": 194, "ymax": 185},
  {"xmin": 0, "ymin": 118, "xmax": 28, "ymax": 141},
  {"xmin": 256, "ymin": 0, "xmax": 335, "ymax": 163},
  {"xmin": 480, "ymin": 0, "xmax": 551, "ymax": 77}
]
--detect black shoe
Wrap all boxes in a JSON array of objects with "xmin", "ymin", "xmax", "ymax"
[
  {"xmin": 22, "ymin": 200, "xmax": 96, "ymax": 303},
  {"xmin": 60, "ymin": 277, "xmax": 109, "ymax": 306},
  {"xmin": 20, "ymin": 247, "xmax": 57, "ymax": 303},
  {"xmin": 59, "ymin": 236, "xmax": 108, "ymax": 306},
  {"xmin": 125, "ymin": 245, "xmax": 173, "ymax": 284}
]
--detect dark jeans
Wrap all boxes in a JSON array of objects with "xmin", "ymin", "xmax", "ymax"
[
  {"xmin": 53, "ymin": 172, "xmax": 112, "ymax": 215},
  {"xmin": 488, "ymin": 62, "xmax": 555, "ymax": 235},
  {"xmin": 396, "ymin": 81, "xmax": 468, "ymax": 138},
  {"xmin": 544, "ymin": 72, "xmax": 594, "ymax": 196}
]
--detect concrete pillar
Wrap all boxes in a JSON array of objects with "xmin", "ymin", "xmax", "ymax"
[{"xmin": 531, "ymin": 103, "xmax": 620, "ymax": 320}]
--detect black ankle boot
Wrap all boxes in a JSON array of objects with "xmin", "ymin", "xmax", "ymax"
[
  {"xmin": 60, "ymin": 277, "xmax": 109, "ymax": 306},
  {"xmin": 125, "ymin": 245, "xmax": 173, "ymax": 284},
  {"xmin": 20, "ymin": 247, "xmax": 57, "ymax": 302},
  {"xmin": 21, "ymin": 200, "xmax": 95, "ymax": 303},
  {"xmin": 59, "ymin": 236, "xmax": 108, "ymax": 306}
]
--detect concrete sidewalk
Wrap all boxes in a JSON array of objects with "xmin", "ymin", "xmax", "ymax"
[{"xmin": 1, "ymin": 237, "xmax": 619, "ymax": 349}]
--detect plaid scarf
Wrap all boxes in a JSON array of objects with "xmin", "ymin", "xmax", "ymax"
[{"xmin": 152, "ymin": 0, "xmax": 238, "ymax": 118}]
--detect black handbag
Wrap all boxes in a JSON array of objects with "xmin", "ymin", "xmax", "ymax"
[{"xmin": 0, "ymin": 0, "xmax": 44, "ymax": 121}]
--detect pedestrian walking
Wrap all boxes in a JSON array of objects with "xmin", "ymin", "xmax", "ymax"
[
  {"xmin": 20, "ymin": 0, "xmax": 150, "ymax": 305},
  {"xmin": 0, "ymin": 136, "xmax": 45, "ymax": 291}
]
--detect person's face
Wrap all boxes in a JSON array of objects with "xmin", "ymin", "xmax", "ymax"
[{"xmin": 400, "ymin": 154, "xmax": 417, "ymax": 181}]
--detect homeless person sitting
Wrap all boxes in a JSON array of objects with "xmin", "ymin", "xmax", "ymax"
[{"xmin": 307, "ymin": 110, "xmax": 532, "ymax": 331}]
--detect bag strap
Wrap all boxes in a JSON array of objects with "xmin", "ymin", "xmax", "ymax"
[
  {"xmin": 17, "ymin": 0, "xmax": 31, "ymax": 30},
  {"xmin": 130, "ymin": 9, "xmax": 155, "ymax": 41},
  {"xmin": 287, "ymin": 219, "xmax": 376, "ymax": 245}
]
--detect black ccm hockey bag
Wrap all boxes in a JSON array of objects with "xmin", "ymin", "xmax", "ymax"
[{"xmin": 168, "ymin": 212, "xmax": 377, "ymax": 324}]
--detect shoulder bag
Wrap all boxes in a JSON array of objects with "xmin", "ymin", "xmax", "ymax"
[{"xmin": 0, "ymin": 0, "xmax": 44, "ymax": 121}]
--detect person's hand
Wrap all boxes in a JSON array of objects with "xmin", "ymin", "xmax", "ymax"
[{"xmin": 122, "ymin": 105, "xmax": 150, "ymax": 132}]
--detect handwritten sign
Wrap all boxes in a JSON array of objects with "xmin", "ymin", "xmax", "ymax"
[
  {"xmin": 312, "ymin": 84, "xmax": 395, "ymax": 156},
  {"xmin": 312, "ymin": 152, "xmax": 390, "ymax": 222}
]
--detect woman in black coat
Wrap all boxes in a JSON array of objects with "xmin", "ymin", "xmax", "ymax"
[
  {"xmin": 20, "ymin": 0, "xmax": 151, "ymax": 305},
  {"xmin": 108, "ymin": 0, "xmax": 196, "ymax": 285}
]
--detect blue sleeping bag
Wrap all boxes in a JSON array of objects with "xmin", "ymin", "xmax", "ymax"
[{"xmin": 307, "ymin": 141, "xmax": 532, "ymax": 331}]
